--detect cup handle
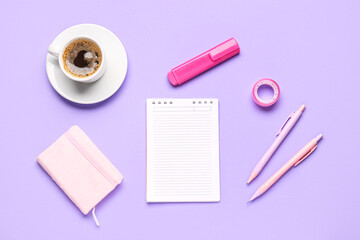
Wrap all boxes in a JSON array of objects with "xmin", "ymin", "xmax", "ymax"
[{"xmin": 48, "ymin": 43, "xmax": 61, "ymax": 58}]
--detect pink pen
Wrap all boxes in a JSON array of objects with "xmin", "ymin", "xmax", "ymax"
[
  {"xmin": 168, "ymin": 38, "xmax": 240, "ymax": 86},
  {"xmin": 247, "ymin": 105, "xmax": 306, "ymax": 184},
  {"xmin": 248, "ymin": 134, "xmax": 323, "ymax": 202}
]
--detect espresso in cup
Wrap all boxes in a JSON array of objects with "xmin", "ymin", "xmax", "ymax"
[{"xmin": 62, "ymin": 39, "xmax": 102, "ymax": 78}]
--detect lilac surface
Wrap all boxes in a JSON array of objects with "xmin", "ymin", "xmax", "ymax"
[{"xmin": 1, "ymin": 0, "xmax": 359, "ymax": 239}]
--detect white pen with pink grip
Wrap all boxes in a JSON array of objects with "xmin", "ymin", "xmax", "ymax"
[{"xmin": 247, "ymin": 104, "xmax": 306, "ymax": 184}]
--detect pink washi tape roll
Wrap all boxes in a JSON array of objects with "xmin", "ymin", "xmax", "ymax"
[{"xmin": 252, "ymin": 78, "xmax": 280, "ymax": 107}]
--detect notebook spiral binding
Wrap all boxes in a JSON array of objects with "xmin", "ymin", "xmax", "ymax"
[
  {"xmin": 151, "ymin": 98, "xmax": 173, "ymax": 104},
  {"xmin": 151, "ymin": 98, "xmax": 214, "ymax": 104}
]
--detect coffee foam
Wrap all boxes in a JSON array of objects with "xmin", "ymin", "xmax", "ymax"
[
  {"xmin": 65, "ymin": 60, "xmax": 96, "ymax": 76},
  {"xmin": 62, "ymin": 39, "xmax": 102, "ymax": 78}
]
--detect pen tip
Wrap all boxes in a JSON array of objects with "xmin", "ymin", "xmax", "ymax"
[
  {"xmin": 299, "ymin": 104, "xmax": 306, "ymax": 112},
  {"xmin": 247, "ymin": 174, "xmax": 255, "ymax": 184},
  {"xmin": 315, "ymin": 134, "xmax": 323, "ymax": 142},
  {"xmin": 247, "ymin": 200, "xmax": 251, "ymax": 204}
]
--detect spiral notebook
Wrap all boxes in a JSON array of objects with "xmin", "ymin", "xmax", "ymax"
[{"xmin": 146, "ymin": 98, "xmax": 220, "ymax": 202}]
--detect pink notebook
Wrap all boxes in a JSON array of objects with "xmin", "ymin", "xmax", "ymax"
[{"xmin": 37, "ymin": 126, "xmax": 123, "ymax": 216}]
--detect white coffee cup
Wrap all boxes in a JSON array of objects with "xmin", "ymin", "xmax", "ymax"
[{"xmin": 48, "ymin": 36, "xmax": 105, "ymax": 83}]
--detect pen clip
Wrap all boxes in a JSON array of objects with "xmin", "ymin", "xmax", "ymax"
[
  {"xmin": 294, "ymin": 145, "xmax": 317, "ymax": 167},
  {"xmin": 276, "ymin": 112, "xmax": 295, "ymax": 136}
]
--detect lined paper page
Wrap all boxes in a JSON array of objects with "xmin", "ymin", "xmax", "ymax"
[{"xmin": 146, "ymin": 99, "xmax": 220, "ymax": 202}]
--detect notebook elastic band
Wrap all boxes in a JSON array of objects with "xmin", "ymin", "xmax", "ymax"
[
  {"xmin": 92, "ymin": 207, "xmax": 100, "ymax": 227},
  {"xmin": 65, "ymin": 132, "xmax": 118, "ymax": 186}
]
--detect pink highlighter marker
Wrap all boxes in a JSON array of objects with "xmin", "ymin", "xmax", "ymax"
[{"xmin": 168, "ymin": 38, "xmax": 240, "ymax": 86}]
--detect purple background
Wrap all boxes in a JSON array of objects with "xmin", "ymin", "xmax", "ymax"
[{"xmin": 1, "ymin": 0, "xmax": 359, "ymax": 239}]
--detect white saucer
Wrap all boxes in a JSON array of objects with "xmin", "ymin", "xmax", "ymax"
[{"xmin": 46, "ymin": 24, "xmax": 128, "ymax": 104}]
